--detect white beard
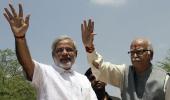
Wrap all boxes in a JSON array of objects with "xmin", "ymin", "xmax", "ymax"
[
  {"xmin": 53, "ymin": 58, "xmax": 72, "ymax": 70},
  {"xmin": 58, "ymin": 61, "xmax": 72, "ymax": 69}
]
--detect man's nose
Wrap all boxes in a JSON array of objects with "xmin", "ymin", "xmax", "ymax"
[
  {"xmin": 133, "ymin": 53, "xmax": 138, "ymax": 57},
  {"xmin": 62, "ymin": 49, "xmax": 68, "ymax": 54}
]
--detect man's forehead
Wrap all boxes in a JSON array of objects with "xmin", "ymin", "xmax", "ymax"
[
  {"xmin": 132, "ymin": 39, "xmax": 148, "ymax": 45},
  {"xmin": 131, "ymin": 40, "xmax": 149, "ymax": 50},
  {"xmin": 59, "ymin": 39, "xmax": 73, "ymax": 43},
  {"xmin": 131, "ymin": 44, "xmax": 147, "ymax": 49},
  {"xmin": 57, "ymin": 39, "xmax": 74, "ymax": 45}
]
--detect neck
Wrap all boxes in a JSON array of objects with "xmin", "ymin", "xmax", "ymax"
[{"xmin": 135, "ymin": 62, "xmax": 151, "ymax": 74}]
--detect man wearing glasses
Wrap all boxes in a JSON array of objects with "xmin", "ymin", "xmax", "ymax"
[{"xmin": 81, "ymin": 19, "xmax": 170, "ymax": 100}]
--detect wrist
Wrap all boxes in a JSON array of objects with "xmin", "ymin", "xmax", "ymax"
[{"xmin": 14, "ymin": 35, "xmax": 25, "ymax": 39}]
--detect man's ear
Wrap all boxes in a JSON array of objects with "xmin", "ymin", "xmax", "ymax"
[
  {"xmin": 52, "ymin": 51, "xmax": 54, "ymax": 58},
  {"xmin": 75, "ymin": 50, "xmax": 78, "ymax": 57},
  {"xmin": 148, "ymin": 51, "xmax": 153, "ymax": 60}
]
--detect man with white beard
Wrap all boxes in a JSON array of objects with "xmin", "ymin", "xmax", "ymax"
[{"xmin": 3, "ymin": 3, "xmax": 97, "ymax": 100}]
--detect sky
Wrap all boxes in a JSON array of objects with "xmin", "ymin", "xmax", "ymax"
[{"xmin": 1, "ymin": 0, "xmax": 170, "ymax": 98}]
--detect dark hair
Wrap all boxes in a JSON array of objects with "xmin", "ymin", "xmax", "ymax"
[{"xmin": 84, "ymin": 68, "xmax": 92, "ymax": 78}]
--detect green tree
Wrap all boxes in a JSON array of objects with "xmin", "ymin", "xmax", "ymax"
[
  {"xmin": 157, "ymin": 49, "xmax": 170, "ymax": 72},
  {"xmin": 0, "ymin": 49, "xmax": 36, "ymax": 100}
]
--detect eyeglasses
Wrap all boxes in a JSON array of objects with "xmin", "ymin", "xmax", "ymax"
[
  {"xmin": 128, "ymin": 49, "xmax": 151, "ymax": 56},
  {"xmin": 55, "ymin": 47, "xmax": 75, "ymax": 53}
]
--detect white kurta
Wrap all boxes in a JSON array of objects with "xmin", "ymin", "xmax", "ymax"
[{"xmin": 31, "ymin": 60, "xmax": 97, "ymax": 100}]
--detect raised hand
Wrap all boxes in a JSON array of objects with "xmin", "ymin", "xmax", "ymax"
[
  {"xmin": 81, "ymin": 19, "xmax": 95, "ymax": 48},
  {"xmin": 3, "ymin": 3, "xmax": 30, "ymax": 38}
]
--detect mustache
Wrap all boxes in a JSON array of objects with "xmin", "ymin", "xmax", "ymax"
[
  {"xmin": 60, "ymin": 57, "xmax": 73, "ymax": 62},
  {"xmin": 132, "ymin": 57, "xmax": 141, "ymax": 62}
]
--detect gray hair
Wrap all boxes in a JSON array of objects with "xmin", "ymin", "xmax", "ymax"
[
  {"xmin": 147, "ymin": 40, "xmax": 153, "ymax": 52},
  {"xmin": 51, "ymin": 35, "xmax": 77, "ymax": 57},
  {"xmin": 131, "ymin": 37, "xmax": 153, "ymax": 51},
  {"xmin": 131, "ymin": 37, "xmax": 154, "ymax": 59}
]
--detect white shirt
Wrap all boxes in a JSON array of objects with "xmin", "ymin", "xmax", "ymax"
[{"xmin": 31, "ymin": 60, "xmax": 97, "ymax": 100}]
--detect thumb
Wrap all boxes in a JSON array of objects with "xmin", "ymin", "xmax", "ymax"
[{"xmin": 92, "ymin": 60, "xmax": 99, "ymax": 69}]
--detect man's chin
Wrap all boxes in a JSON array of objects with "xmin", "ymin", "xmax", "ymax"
[
  {"xmin": 59, "ymin": 62, "xmax": 72, "ymax": 70},
  {"xmin": 63, "ymin": 66, "xmax": 72, "ymax": 70}
]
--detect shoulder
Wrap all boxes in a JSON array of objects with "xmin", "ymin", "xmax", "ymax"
[
  {"xmin": 105, "ymin": 63, "xmax": 127, "ymax": 74},
  {"xmin": 106, "ymin": 92, "xmax": 121, "ymax": 100},
  {"xmin": 73, "ymin": 71, "xmax": 88, "ymax": 79},
  {"xmin": 33, "ymin": 60, "xmax": 52, "ymax": 70},
  {"xmin": 32, "ymin": 60, "xmax": 55, "ymax": 77},
  {"xmin": 72, "ymin": 71, "xmax": 92, "ymax": 88},
  {"xmin": 152, "ymin": 66, "xmax": 167, "ymax": 74},
  {"xmin": 73, "ymin": 71, "xmax": 90, "ymax": 83}
]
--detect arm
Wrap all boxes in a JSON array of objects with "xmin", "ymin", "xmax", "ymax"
[
  {"xmin": 81, "ymin": 19, "xmax": 125, "ymax": 88},
  {"xmin": 4, "ymin": 3, "xmax": 34, "ymax": 81},
  {"xmin": 87, "ymin": 51, "xmax": 125, "ymax": 88}
]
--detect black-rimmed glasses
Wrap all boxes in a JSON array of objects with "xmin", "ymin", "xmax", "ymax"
[{"xmin": 128, "ymin": 49, "xmax": 151, "ymax": 56}]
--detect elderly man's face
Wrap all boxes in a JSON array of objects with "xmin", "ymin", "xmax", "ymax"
[
  {"xmin": 53, "ymin": 39, "xmax": 77, "ymax": 70},
  {"xmin": 129, "ymin": 39, "xmax": 152, "ymax": 72}
]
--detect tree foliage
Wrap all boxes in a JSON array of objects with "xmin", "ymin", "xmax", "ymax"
[
  {"xmin": 157, "ymin": 49, "xmax": 170, "ymax": 72},
  {"xmin": 0, "ymin": 49, "xmax": 36, "ymax": 100}
]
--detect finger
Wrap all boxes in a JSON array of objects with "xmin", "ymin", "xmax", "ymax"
[
  {"xmin": 25, "ymin": 14, "xmax": 30, "ymax": 25},
  {"xmin": 9, "ymin": 3, "xmax": 17, "ymax": 17},
  {"xmin": 19, "ymin": 17, "xmax": 24, "ymax": 26},
  {"xmin": 81, "ymin": 24, "xmax": 86, "ymax": 39},
  {"xmin": 91, "ymin": 21, "xmax": 94, "ymax": 33},
  {"xmin": 81, "ymin": 23, "xmax": 84, "ymax": 33},
  {"xmin": 3, "ymin": 13, "xmax": 11, "ymax": 25},
  {"xmin": 92, "ymin": 60, "xmax": 99, "ymax": 69},
  {"xmin": 88, "ymin": 19, "xmax": 91, "ymax": 29},
  {"xmin": 83, "ymin": 20, "xmax": 87, "ymax": 31},
  {"xmin": 19, "ymin": 3, "xmax": 23, "ymax": 18},
  {"xmin": 4, "ymin": 8, "xmax": 13, "ymax": 20},
  {"xmin": 92, "ymin": 32, "xmax": 96, "ymax": 35},
  {"xmin": 89, "ymin": 19, "xmax": 94, "ymax": 33}
]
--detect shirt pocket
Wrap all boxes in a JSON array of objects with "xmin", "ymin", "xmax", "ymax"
[{"xmin": 81, "ymin": 87, "xmax": 90, "ymax": 99}]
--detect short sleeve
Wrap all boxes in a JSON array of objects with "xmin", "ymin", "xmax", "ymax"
[{"xmin": 31, "ymin": 60, "xmax": 44, "ymax": 89}]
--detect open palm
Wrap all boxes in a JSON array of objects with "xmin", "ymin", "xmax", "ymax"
[
  {"xmin": 81, "ymin": 19, "xmax": 95, "ymax": 48},
  {"xmin": 4, "ymin": 3, "xmax": 30, "ymax": 38}
]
